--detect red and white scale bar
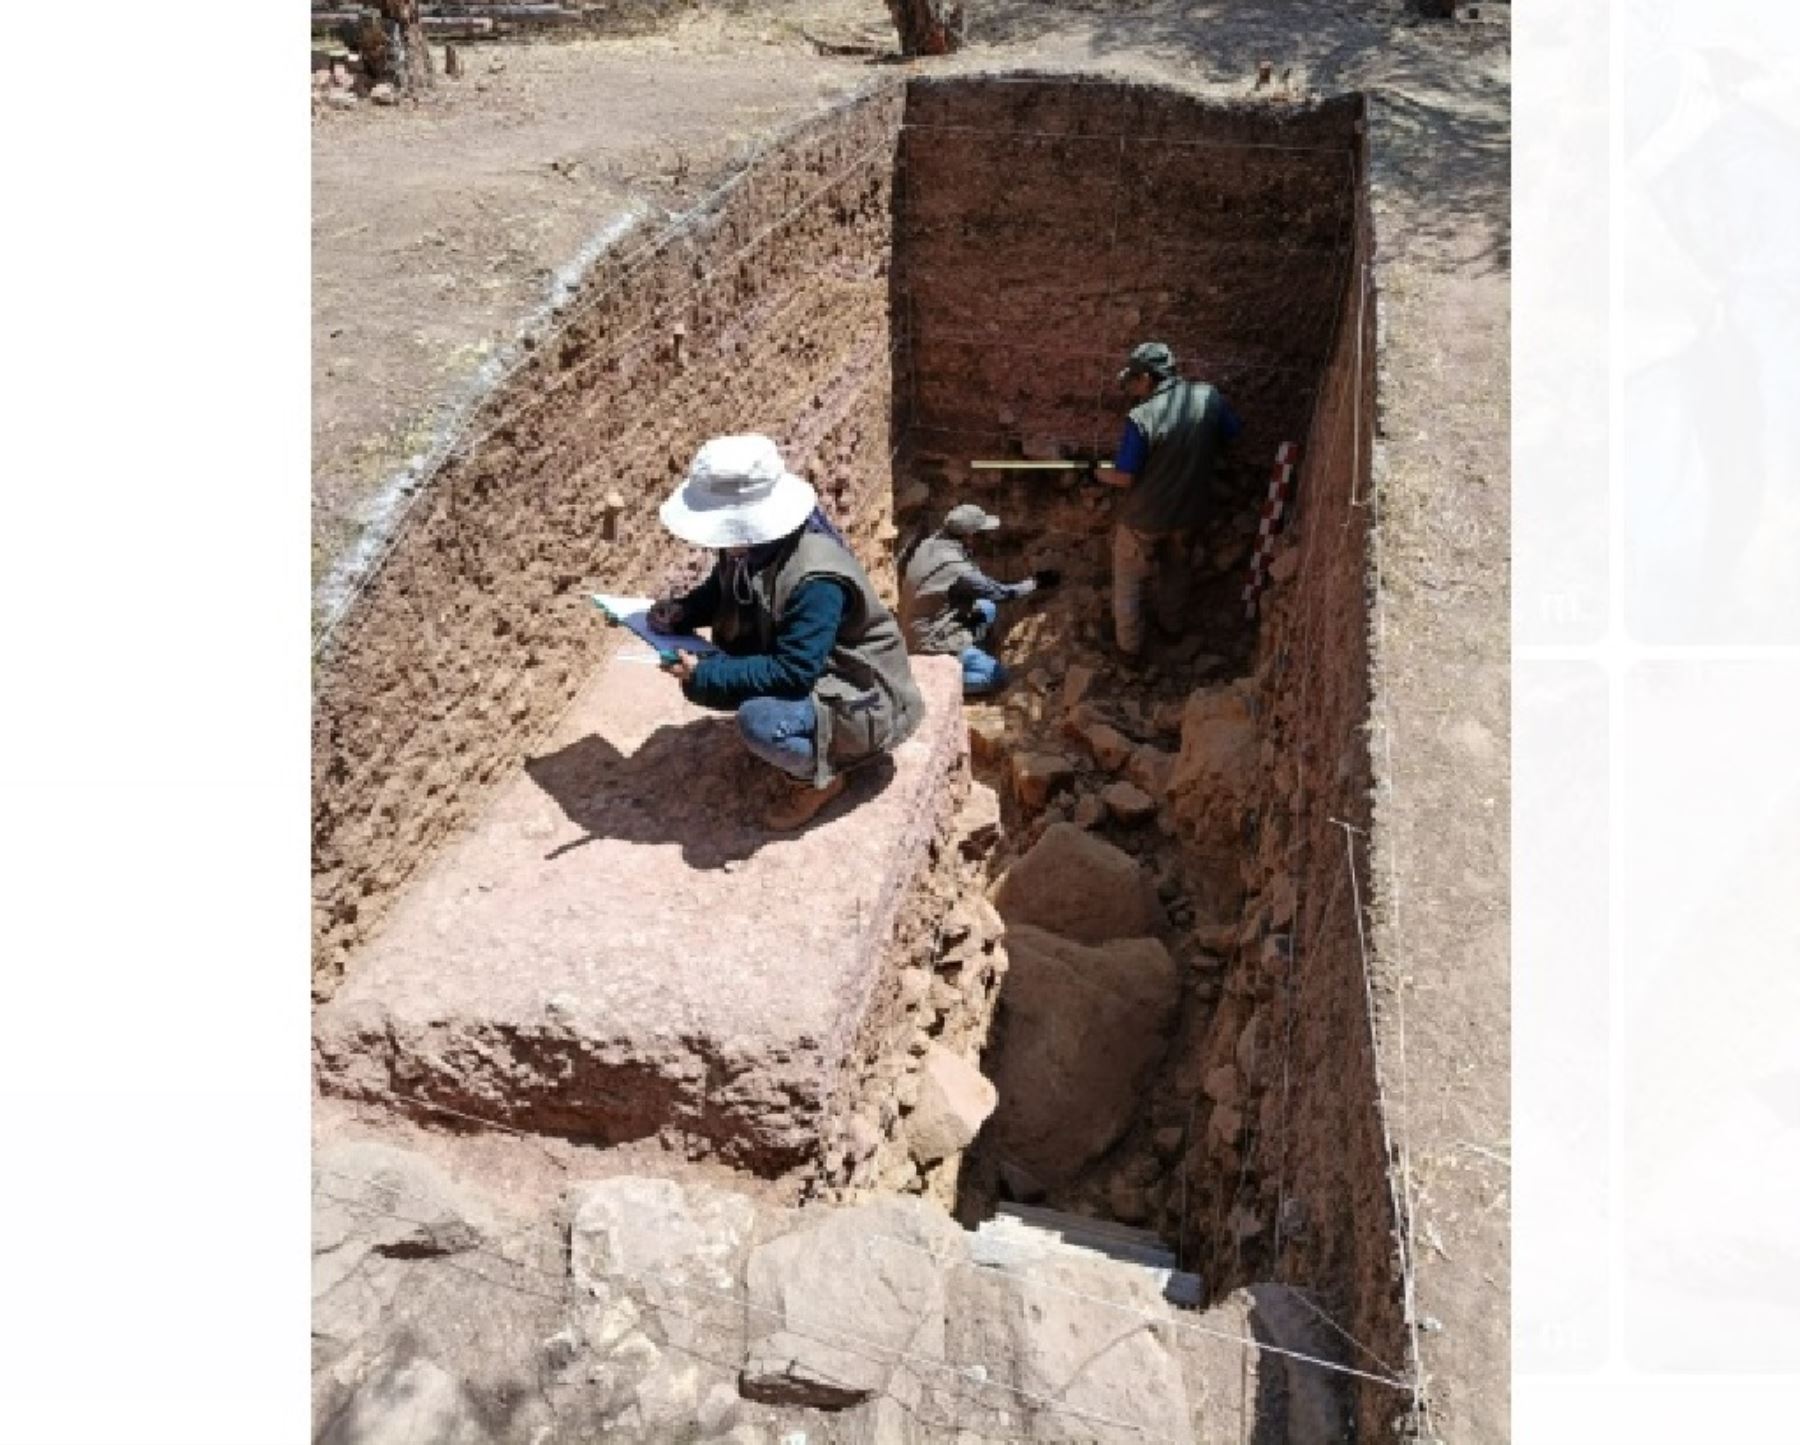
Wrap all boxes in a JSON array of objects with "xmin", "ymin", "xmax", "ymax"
[{"xmin": 1242, "ymin": 440, "xmax": 1301, "ymax": 618}]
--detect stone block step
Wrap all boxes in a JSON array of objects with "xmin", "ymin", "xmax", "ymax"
[{"xmin": 313, "ymin": 645, "xmax": 966, "ymax": 1174}]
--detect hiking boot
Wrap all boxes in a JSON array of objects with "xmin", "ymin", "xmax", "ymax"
[{"xmin": 765, "ymin": 773, "xmax": 847, "ymax": 832}]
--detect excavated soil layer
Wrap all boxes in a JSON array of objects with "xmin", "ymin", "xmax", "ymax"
[{"xmin": 312, "ymin": 73, "xmax": 1397, "ymax": 1432}]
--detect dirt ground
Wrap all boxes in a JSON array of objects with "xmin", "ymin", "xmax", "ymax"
[{"xmin": 313, "ymin": 3, "xmax": 1510, "ymax": 1440}]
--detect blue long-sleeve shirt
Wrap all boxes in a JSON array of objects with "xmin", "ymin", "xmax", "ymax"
[
  {"xmin": 672, "ymin": 566, "xmax": 851, "ymax": 710},
  {"xmin": 1114, "ymin": 396, "xmax": 1243, "ymax": 474}
]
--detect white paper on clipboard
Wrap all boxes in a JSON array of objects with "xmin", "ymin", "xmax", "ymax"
[{"xmin": 590, "ymin": 594, "xmax": 719, "ymax": 656}]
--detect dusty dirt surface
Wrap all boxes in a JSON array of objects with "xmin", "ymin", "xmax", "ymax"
[
  {"xmin": 314, "ymin": 3, "xmax": 1509, "ymax": 1440},
  {"xmin": 311, "ymin": 8, "xmax": 881, "ymax": 585}
]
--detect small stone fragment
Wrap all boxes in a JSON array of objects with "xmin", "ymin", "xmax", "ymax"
[
  {"xmin": 1010, "ymin": 750, "xmax": 1076, "ymax": 810},
  {"xmin": 1101, "ymin": 780, "xmax": 1156, "ymax": 825}
]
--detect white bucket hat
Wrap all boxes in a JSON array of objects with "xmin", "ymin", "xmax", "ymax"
[{"xmin": 659, "ymin": 434, "xmax": 817, "ymax": 548}]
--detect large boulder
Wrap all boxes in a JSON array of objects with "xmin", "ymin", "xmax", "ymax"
[
  {"xmin": 991, "ymin": 823, "xmax": 1164, "ymax": 945},
  {"xmin": 740, "ymin": 1197, "xmax": 966, "ymax": 1409},
  {"xmin": 986, "ymin": 924, "xmax": 1181, "ymax": 1184}
]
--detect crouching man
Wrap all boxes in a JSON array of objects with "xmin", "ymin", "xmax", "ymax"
[
  {"xmin": 899, "ymin": 503, "xmax": 1059, "ymax": 696},
  {"xmin": 648, "ymin": 434, "xmax": 925, "ymax": 831}
]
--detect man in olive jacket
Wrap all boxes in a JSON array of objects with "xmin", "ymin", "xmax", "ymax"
[
  {"xmin": 649, "ymin": 434, "xmax": 924, "ymax": 830},
  {"xmin": 899, "ymin": 503, "xmax": 1059, "ymax": 696},
  {"xmin": 1096, "ymin": 342, "xmax": 1244, "ymax": 659}
]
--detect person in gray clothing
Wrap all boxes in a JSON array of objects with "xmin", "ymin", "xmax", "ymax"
[
  {"xmin": 899, "ymin": 504, "xmax": 1060, "ymax": 696},
  {"xmin": 1096, "ymin": 341, "xmax": 1243, "ymax": 658}
]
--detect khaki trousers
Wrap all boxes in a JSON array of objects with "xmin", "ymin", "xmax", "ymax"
[{"xmin": 1112, "ymin": 523, "xmax": 1193, "ymax": 655}]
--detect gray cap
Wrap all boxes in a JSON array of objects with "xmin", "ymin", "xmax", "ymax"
[
  {"xmin": 943, "ymin": 503, "xmax": 1002, "ymax": 537},
  {"xmin": 1118, "ymin": 341, "xmax": 1176, "ymax": 383}
]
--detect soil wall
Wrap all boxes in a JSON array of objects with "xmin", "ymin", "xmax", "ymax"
[
  {"xmin": 894, "ymin": 75, "xmax": 1360, "ymax": 545},
  {"xmin": 311, "ymin": 86, "xmax": 907, "ymax": 996},
  {"xmin": 1180, "ymin": 124, "xmax": 1407, "ymax": 1433}
]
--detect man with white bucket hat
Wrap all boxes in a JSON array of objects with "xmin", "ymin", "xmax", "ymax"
[
  {"xmin": 899, "ymin": 503, "xmax": 1060, "ymax": 696},
  {"xmin": 647, "ymin": 434, "xmax": 925, "ymax": 831}
]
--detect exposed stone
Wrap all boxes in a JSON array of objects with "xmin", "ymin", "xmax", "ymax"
[
  {"xmin": 1168, "ymin": 684, "xmax": 1260, "ymax": 850},
  {"xmin": 896, "ymin": 480, "xmax": 931, "ymax": 512},
  {"xmin": 896, "ymin": 1071, "xmax": 922, "ymax": 1110},
  {"xmin": 843, "ymin": 1394, "xmax": 919, "ymax": 1444},
  {"xmin": 1152, "ymin": 699, "xmax": 1185, "ymax": 735},
  {"xmin": 741, "ymin": 1197, "xmax": 965, "ymax": 1408},
  {"xmin": 998, "ymin": 1156, "xmax": 1047, "ymax": 1202},
  {"xmin": 1237, "ymin": 1010, "xmax": 1263, "ymax": 1081},
  {"xmin": 568, "ymin": 1175, "xmax": 758, "ymax": 1382},
  {"xmin": 1152, "ymin": 1125, "xmax": 1186, "ymax": 1158},
  {"xmin": 1208, "ymin": 1103, "xmax": 1245, "ymax": 1152},
  {"xmin": 369, "ymin": 82, "xmax": 398, "ymax": 105},
  {"xmin": 1061, "ymin": 662, "xmax": 1098, "ymax": 713},
  {"xmin": 1203, "ymin": 1063, "xmax": 1243, "ymax": 1109},
  {"xmin": 992, "ymin": 823, "xmax": 1163, "ymax": 945},
  {"xmin": 897, "ymin": 966, "xmax": 932, "ymax": 1009},
  {"xmin": 968, "ymin": 711, "xmax": 1007, "ymax": 763},
  {"xmin": 1268, "ymin": 546, "xmax": 1301, "ymax": 584},
  {"xmin": 1125, "ymin": 743, "xmax": 1176, "ymax": 800},
  {"xmin": 1269, "ymin": 871, "xmax": 1297, "ymax": 926},
  {"xmin": 319, "ymin": 1357, "xmax": 489, "ymax": 1445},
  {"xmin": 846, "ymin": 1112, "xmax": 882, "ymax": 1161},
  {"xmin": 956, "ymin": 779, "xmax": 1003, "ymax": 856},
  {"xmin": 1067, "ymin": 711, "xmax": 1135, "ymax": 771},
  {"xmin": 1010, "ymin": 750, "xmax": 1076, "ymax": 810},
  {"xmin": 1100, "ymin": 780, "xmax": 1156, "ymax": 825},
  {"xmin": 323, "ymin": 89, "xmax": 359, "ymax": 109},
  {"xmin": 631, "ymin": 1361, "xmax": 703, "ymax": 1435},
  {"xmin": 948, "ymin": 1252, "xmax": 1192, "ymax": 1443},
  {"xmin": 1191, "ymin": 920, "xmax": 1239, "ymax": 953},
  {"xmin": 1108, "ymin": 1179, "xmax": 1150, "ymax": 1224},
  {"xmin": 908, "ymin": 1044, "xmax": 997, "ymax": 1165},
  {"xmin": 986, "ymin": 924, "xmax": 1179, "ymax": 1183},
  {"xmin": 1072, "ymin": 792, "xmax": 1107, "ymax": 829},
  {"xmin": 695, "ymin": 1380, "xmax": 742, "ymax": 1437}
]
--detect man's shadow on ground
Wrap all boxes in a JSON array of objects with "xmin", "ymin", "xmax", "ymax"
[{"xmin": 523, "ymin": 715, "xmax": 896, "ymax": 871}]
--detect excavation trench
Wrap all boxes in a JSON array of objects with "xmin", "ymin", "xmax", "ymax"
[{"xmin": 313, "ymin": 73, "xmax": 1393, "ymax": 1434}]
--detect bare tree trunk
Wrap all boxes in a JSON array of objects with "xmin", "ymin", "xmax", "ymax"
[
  {"xmin": 885, "ymin": 0, "xmax": 963, "ymax": 57},
  {"xmin": 377, "ymin": 0, "xmax": 435, "ymax": 92}
]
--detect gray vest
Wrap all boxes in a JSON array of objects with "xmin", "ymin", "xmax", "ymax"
[
  {"xmin": 1121, "ymin": 377, "xmax": 1227, "ymax": 535},
  {"xmin": 714, "ymin": 531, "xmax": 925, "ymax": 785},
  {"xmin": 899, "ymin": 534, "xmax": 984, "ymax": 656}
]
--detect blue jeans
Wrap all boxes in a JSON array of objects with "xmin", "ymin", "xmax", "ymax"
[
  {"xmin": 737, "ymin": 696, "xmax": 818, "ymax": 780},
  {"xmin": 960, "ymin": 599, "xmax": 1008, "ymax": 696}
]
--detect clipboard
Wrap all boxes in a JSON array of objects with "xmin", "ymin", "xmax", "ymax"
[{"xmin": 589, "ymin": 594, "xmax": 719, "ymax": 665}]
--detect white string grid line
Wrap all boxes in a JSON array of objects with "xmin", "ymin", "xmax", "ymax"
[{"xmin": 1332, "ymin": 813, "xmax": 1426, "ymax": 1430}]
